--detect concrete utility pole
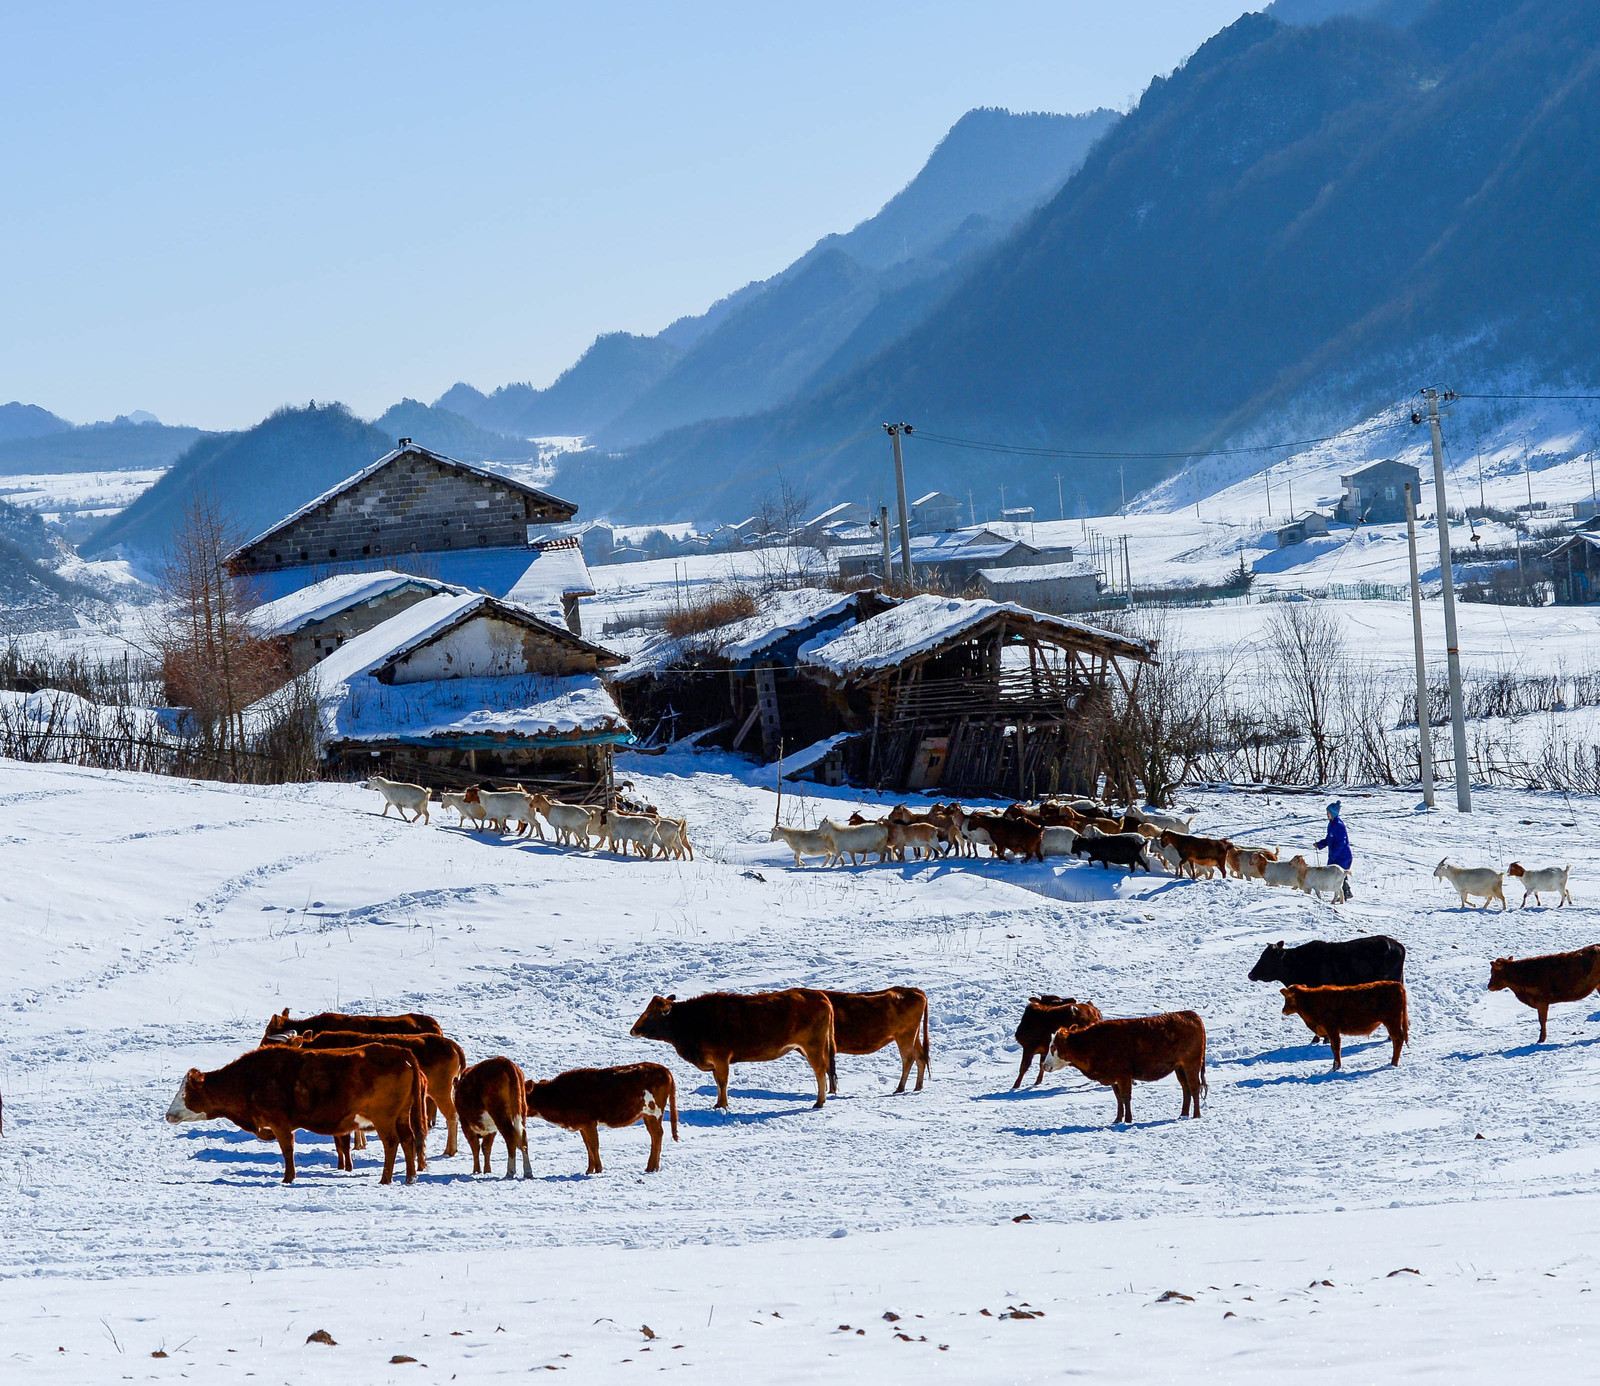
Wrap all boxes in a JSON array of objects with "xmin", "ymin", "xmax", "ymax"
[
  {"xmin": 1056, "ymin": 472, "xmax": 1065, "ymax": 521},
  {"xmin": 1118, "ymin": 463, "xmax": 1126, "ymax": 514},
  {"xmin": 1419, "ymin": 387, "xmax": 1471, "ymax": 812},
  {"xmin": 1266, "ymin": 466, "xmax": 1273, "ymax": 517},
  {"xmin": 1403, "ymin": 483, "xmax": 1435, "ymax": 808},
  {"xmin": 883, "ymin": 422, "xmax": 914, "ymax": 584},
  {"xmin": 878, "ymin": 503, "xmax": 892, "ymax": 581}
]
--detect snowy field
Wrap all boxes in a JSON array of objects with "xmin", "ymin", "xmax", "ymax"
[
  {"xmin": 0, "ymin": 468, "xmax": 167, "ymax": 523},
  {"xmin": 5, "ymin": 751, "xmax": 1600, "ymax": 1380}
]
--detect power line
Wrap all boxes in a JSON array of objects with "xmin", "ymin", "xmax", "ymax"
[
  {"xmin": 1451, "ymin": 392, "xmax": 1600, "ymax": 402},
  {"xmin": 909, "ymin": 417, "xmax": 1395, "ymax": 463}
]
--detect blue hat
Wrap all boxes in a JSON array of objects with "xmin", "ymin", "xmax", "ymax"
[{"xmin": 1327, "ymin": 801, "xmax": 1341, "ymax": 818}]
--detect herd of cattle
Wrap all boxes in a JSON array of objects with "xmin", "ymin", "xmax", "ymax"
[
  {"xmin": 155, "ymin": 923, "xmax": 1600, "ymax": 1183},
  {"xmin": 364, "ymin": 774, "xmax": 695, "ymax": 860}
]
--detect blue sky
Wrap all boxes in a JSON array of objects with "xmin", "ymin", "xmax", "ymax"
[{"xmin": 4, "ymin": 2, "xmax": 1254, "ymax": 429}]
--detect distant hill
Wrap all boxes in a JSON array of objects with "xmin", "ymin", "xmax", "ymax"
[
  {"xmin": 560, "ymin": 0, "xmax": 1600, "ymax": 522},
  {"xmin": 371, "ymin": 399, "xmax": 542, "ymax": 461},
  {"xmin": 0, "ymin": 498, "xmax": 95, "ymax": 633},
  {"xmin": 0, "ymin": 402, "xmax": 72, "ymax": 445},
  {"xmin": 435, "ymin": 332, "xmax": 682, "ymax": 438},
  {"xmin": 86, "ymin": 404, "xmax": 392, "ymax": 560},
  {"xmin": 0, "ymin": 419, "xmax": 206, "ymax": 475}
]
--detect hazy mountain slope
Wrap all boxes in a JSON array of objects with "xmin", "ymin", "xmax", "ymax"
[
  {"xmin": 434, "ymin": 332, "xmax": 682, "ymax": 438},
  {"xmin": 371, "ymin": 399, "xmax": 541, "ymax": 461},
  {"xmin": 86, "ymin": 405, "xmax": 391, "ymax": 560},
  {"xmin": 0, "ymin": 421, "xmax": 206, "ymax": 476},
  {"xmin": 0, "ymin": 402, "xmax": 73, "ymax": 444},
  {"xmin": 563, "ymin": 1, "xmax": 1600, "ymax": 523}
]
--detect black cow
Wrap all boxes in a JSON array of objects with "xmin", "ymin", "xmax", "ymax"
[
  {"xmin": 1248, "ymin": 935, "xmax": 1406, "ymax": 987},
  {"xmin": 1070, "ymin": 831, "xmax": 1150, "ymax": 872}
]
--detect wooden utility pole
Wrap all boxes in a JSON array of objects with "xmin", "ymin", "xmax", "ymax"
[
  {"xmin": 1419, "ymin": 387, "xmax": 1470, "ymax": 811},
  {"xmin": 1404, "ymin": 483, "xmax": 1434, "ymax": 807},
  {"xmin": 883, "ymin": 422, "xmax": 914, "ymax": 583},
  {"xmin": 878, "ymin": 503, "xmax": 892, "ymax": 581},
  {"xmin": 1056, "ymin": 472, "xmax": 1065, "ymax": 520}
]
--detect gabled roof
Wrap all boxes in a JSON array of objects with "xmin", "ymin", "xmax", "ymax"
[
  {"xmin": 227, "ymin": 444, "xmax": 577, "ymax": 560},
  {"xmin": 505, "ymin": 538, "xmax": 595, "ymax": 622},
  {"xmin": 799, "ymin": 594, "xmax": 1153, "ymax": 680},
  {"xmin": 246, "ymin": 570, "xmax": 459, "ymax": 639},
  {"xmin": 913, "ymin": 491, "xmax": 961, "ymax": 508},
  {"xmin": 976, "ymin": 561, "xmax": 1097, "ymax": 584},
  {"xmin": 1341, "ymin": 458, "xmax": 1422, "ymax": 483}
]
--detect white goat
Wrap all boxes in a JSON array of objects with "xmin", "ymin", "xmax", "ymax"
[
  {"xmin": 364, "ymin": 775, "xmax": 430, "ymax": 824},
  {"xmin": 1507, "ymin": 862, "xmax": 1572, "ymax": 908},
  {"xmin": 528, "ymin": 794, "xmax": 597, "ymax": 848},
  {"xmin": 440, "ymin": 790, "xmax": 488, "ymax": 829},
  {"xmin": 770, "ymin": 823, "xmax": 833, "ymax": 868},
  {"xmin": 476, "ymin": 788, "xmax": 534, "ymax": 834},
  {"xmin": 1262, "ymin": 855, "xmax": 1305, "ymax": 890},
  {"xmin": 820, "ymin": 818, "xmax": 890, "ymax": 866},
  {"xmin": 887, "ymin": 819, "xmax": 941, "ymax": 862},
  {"xmin": 650, "ymin": 816, "xmax": 694, "ymax": 860},
  {"xmin": 1434, "ymin": 858, "xmax": 1507, "ymax": 911},
  {"xmin": 1295, "ymin": 859, "xmax": 1347, "ymax": 902},
  {"xmin": 1129, "ymin": 807, "xmax": 1196, "ymax": 834},
  {"xmin": 1040, "ymin": 825, "xmax": 1080, "ymax": 857},
  {"xmin": 601, "ymin": 808, "xmax": 661, "ymax": 858}
]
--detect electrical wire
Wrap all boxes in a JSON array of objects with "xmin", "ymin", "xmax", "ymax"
[
  {"xmin": 909, "ymin": 416, "xmax": 1396, "ymax": 463},
  {"xmin": 1451, "ymin": 392, "xmax": 1600, "ymax": 402}
]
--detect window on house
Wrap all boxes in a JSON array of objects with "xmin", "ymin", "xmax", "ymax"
[
  {"xmin": 300, "ymin": 549, "xmax": 309, "ymax": 561},
  {"xmin": 329, "ymin": 548, "xmax": 337, "ymax": 558}
]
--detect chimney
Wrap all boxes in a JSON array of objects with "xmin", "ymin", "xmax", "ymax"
[{"xmin": 397, "ymin": 436, "xmax": 412, "ymax": 448}]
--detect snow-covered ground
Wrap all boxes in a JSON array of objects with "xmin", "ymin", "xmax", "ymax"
[
  {"xmin": 5, "ymin": 752, "xmax": 1600, "ymax": 1379},
  {"xmin": 0, "ymin": 467, "xmax": 168, "ymax": 523}
]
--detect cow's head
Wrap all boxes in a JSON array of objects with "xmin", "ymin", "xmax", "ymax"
[
  {"xmin": 1280, "ymin": 987, "xmax": 1305, "ymax": 1018},
  {"xmin": 165, "ymin": 1069, "xmax": 207, "ymax": 1123},
  {"xmin": 630, "ymin": 995, "xmax": 677, "ymax": 1039},
  {"xmin": 1487, "ymin": 957, "xmax": 1513, "ymax": 991},
  {"xmin": 1248, "ymin": 942, "xmax": 1285, "ymax": 983},
  {"xmin": 260, "ymin": 1009, "xmax": 293, "ymax": 1045},
  {"xmin": 1041, "ymin": 1027, "xmax": 1087, "ymax": 1074}
]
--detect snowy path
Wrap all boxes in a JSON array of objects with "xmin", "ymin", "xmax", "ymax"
[{"xmin": 4, "ymin": 757, "xmax": 1600, "ymax": 1378}]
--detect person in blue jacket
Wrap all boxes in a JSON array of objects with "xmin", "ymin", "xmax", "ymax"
[{"xmin": 1314, "ymin": 800, "xmax": 1353, "ymax": 900}]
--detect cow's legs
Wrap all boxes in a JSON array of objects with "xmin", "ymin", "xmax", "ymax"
[
  {"xmin": 436, "ymin": 1085, "xmax": 460, "ymax": 1158},
  {"xmin": 492, "ymin": 1113, "xmax": 521, "ymax": 1179},
  {"xmin": 465, "ymin": 1129, "xmax": 484, "ymax": 1174},
  {"xmin": 1114, "ymin": 1079, "xmax": 1134, "ymax": 1125},
  {"xmin": 580, "ymin": 1124, "xmax": 603, "ymax": 1175},
  {"xmin": 642, "ymin": 1113, "xmax": 664, "ymax": 1173},
  {"xmin": 807, "ymin": 1047, "xmax": 829, "ymax": 1109},
  {"xmin": 482, "ymin": 1131, "xmax": 497, "ymax": 1170},
  {"xmin": 335, "ymin": 1133, "xmax": 353, "ymax": 1170},
  {"xmin": 516, "ymin": 1115, "xmax": 532, "ymax": 1179},
  {"xmin": 1328, "ymin": 1033, "xmax": 1343, "ymax": 1071},
  {"xmin": 711, "ymin": 1058, "xmax": 731, "ymax": 1110},
  {"xmin": 1388, "ymin": 1023, "xmax": 1404, "ymax": 1067},
  {"xmin": 1033, "ymin": 1050, "xmax": 1048, "ymax": 1086},
  {"xmin": 894, "ymin": 1037, "xmax": 915, "ymax": 1094},
  {"xmin": 275, "ymin": 1128, "xmax": 297, "ymax": 1184},
  {"xmin": 1538, "ymin": 1004, "xmax": 1550, "ymax": 1044},
  {"xmin": 353, "ymin": 1126, "xmax": 368, "ymax": 1151},
  {"xmin": 1013, "ymin": 1050, "xmax": 1032, "ymax": 1091}
]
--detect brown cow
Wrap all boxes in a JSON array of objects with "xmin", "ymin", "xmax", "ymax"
[
  {"xmin": 1280, "ymin": 981, "xmax": 1409, "ymax": 1070},
  {"xmin": 821, "ymin": 987, "xmax": 930, "ymax": 1094},
  {"xmin": 1011, "ymin": 994, "xmax": 1105, "ymax": 1089},
  {"xmin": 454, "ymin": 1056, "xmax": 532, "ymax": 1178},
  {"xmin": 165, "ymin": 1044, "xmax": 426, "ymax": 1184},
  {"xmin": 271, "ymin": 1030, "xmax": 467, "ymax": 1159},
  {"xmin": 525, "ymin": 1063, "xmax": 679, "ymax": 1174},
  {"xmin": 968, "ymin": 813, "xmax": 1045, "ymax": 862},
  {"xmin": 1487, "ymin": 946, "xmax": 1600, "ymax": 1043},
  {"xmin": 260, "ymin": 1008, "xmax": 443, "ymax": 1045},
  {"xmin": 1043, "ymin": 1012, "xmax": 1207, "ymax": 1123},
  {"xmin": 630, "ymin": 989, "xmax": 836, "ymax": 1109},
  {"xmin": 1159, "ymin": 830, "xmax": 1232, "ymax": 880}
]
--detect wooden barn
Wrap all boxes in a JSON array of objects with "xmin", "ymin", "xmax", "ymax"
[
  {"xmin": 249, "ymin": 591, "xmax": 630, "ymax": 792},
  {"xmin": 795, "ymin": 594, "xmax": 1153, "ymax": 797},
  {"xmin": 1550, "ymin": 529, "xmax": 1600, "ymax": 604}
]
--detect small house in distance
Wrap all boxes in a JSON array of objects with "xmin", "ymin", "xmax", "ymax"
[
  {"xmin": 1550, "ymin": 530, "xmax": 1600, "ymax": 603},
  {"xmin": 248, "ymin": 570, "xmax": 459, "ymax": 675},
  {"xmin": 976, "ymin": 561, "xmax": 1100, "ymax": 614},
  {"xmin": 1335, "ymin": 460, "xmax": 1422, "ymax": 525},
  {"xmin": 251, "ymin": 591, "xmax": 630, "ymax": 790},
  {"xmin": 1274, "ymin": 511, "xmax": 1332, "ymax": 548},
  {"xmin": 911, "ymin": 491, "xmax": 965, "ymax": 534},
  {"xmin": 797, "ymin": 594, "xmax": 1153, "ymax": 798}
]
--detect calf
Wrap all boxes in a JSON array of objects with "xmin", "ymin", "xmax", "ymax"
[
  {"xmin": 821, "ymin": 987, "xmax": 930, "ymax": 1094},
  {"xmin": 261, "ymin": 1008, "xmax": 442, "ymax": 1045},
  {"xmin": 770, "ymin": 822, "xmax": 833, "ymax": 868},
  {"xmin": 1043, "ymin": 1012, "xmax": 1207, "ymax": 1124},
  {"xmin": 1070, "ymin": 831, "xmax": 1150, "ymax": 872},
  {"xmin": 165, "ymin": 1044, "xmax": 426, "ymax": 1184},
  {"xmin": 1487, "ymin": 946, "xmax": 1600, "ymax": 1043},
  {"xmin": 1011, "ymin": 994, "xmax": 1104, "ymax": 1089},
  {"xmin": 453, "ymin": 1056, "xmax": 532, "ymax": 1179},
  {"xmin": 1280, "ymin": 981, "xmax": 1408, "ymax": 1070},
  {"xmin": 630, "ymin": 989, "xmax": 836, "ymax": 1109},
  {"xmin": 1506, "ymin": 862, "xmax": 1573, "ymax": 909},
  {"xmin": 272, "ymin": 1030, "xmax": 467, "ymax": 1159},
  {"xmin": 1249, "ymin": 936, "xmax": 1406, "ymax": 987},
  {"xmin": 364, "ymin": 774, "xmax": 430, "ymax": 824},
  {"xmin": 525, "ymin": 1063, "xmax": 679, "ymax": 1174}
]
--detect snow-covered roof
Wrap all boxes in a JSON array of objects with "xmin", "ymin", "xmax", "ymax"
[
  {"xmin": 240, "ymin": 546, "xmax": 560, "ymax": 605},
  {"xmin": 505, "ymin": 539, "xmax": 595, "ymax": 622},
  {"xmin": 227, "ymin": 444, "xmax": 577, "ymax": 560},
  {"xmin": 799, "ymin": 594, "xmax": 1152, "ymax": 679},
  {"xmin": 613, "ymin": 587, "xmax": 863, "ymax": 683},
  {"xmin": 976, "ymin": 561, "xmax": 1098, "ymax": 584},
  {"xmin": 302, "ymin": 593, "xmax": 485, "ymax": 690},
  {"xmin": 246, "ymin": 570, "xmax": 457, "ymax": 638},
  {"xmin": 913, "ymin": 491, "xmax": 960, "ymax": 508}
]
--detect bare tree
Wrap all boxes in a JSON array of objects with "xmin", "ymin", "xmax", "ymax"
[
  {"xmin": 1265, "ymin": 602, "xmax": 1346, "ymax": 786},
  {"xmin": 152, "ymin": 494, "xmax": 286, "ymax": 776}
]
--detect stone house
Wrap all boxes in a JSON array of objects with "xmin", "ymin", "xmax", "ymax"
[
  {"xmin": 911, "ymin": 491, "xmax": 965, "ymax": 534},
  {"xmin": 247, "ymin": 570, "xmax": 459, "ymax": 675},
  {"xmin": 976, "ymin": 561, "xmax": 1100, "ymax": 614},
  {"xmin": 1335, "ymin": 459, "xmax": 1423, "ymax": 525}
]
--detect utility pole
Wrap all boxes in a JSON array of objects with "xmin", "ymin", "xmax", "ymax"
[
  {"xmin": 1287, "ymin": 468, "xmax": 1295, "ymax": 518},
  {"xmin": 883, "ymin": 422, "xmax": 914, "ymax": 584},
  {"xmin": 1404, "ymin": 483, "xmax": 1434, "ymax": 808},
  {"xmin": 1056, "ymin": 472, "xmax": 1065, "ymax": 521},
  {"xmin": 1118, "ymin": 463, "xmax": 1126, "ymax": 514},
  {"xmin": 878, "ymin": 503, "xmax": 891, "ymax": 582},
  {"xmin": 1418, "ymin": 387, "xmax": 1471, "ymax": 812},
  {"xmin": 1475, "ymin": 447, "xmax": 1485, "ymax": 516},
  {"xmin": 1122, "ymin": 534, "xmax": 1133, "ymax": 607},
  {"xmin": 1266, "ymin": 466, "xmax": 1273, "ymax": 517}
]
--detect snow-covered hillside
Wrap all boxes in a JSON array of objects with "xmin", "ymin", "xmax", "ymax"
[{"xmin": 4, "ymin": 753, "xmax": 1600, "ymax": 1379}]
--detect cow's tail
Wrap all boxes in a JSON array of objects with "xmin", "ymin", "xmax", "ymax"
[
  {"xmin": 408, "ymin": 1058, "xmax": 429, "ymax": 1161},
  {"xmin": 666, "ymin": 1070, "xmax": 679, "ymax": 1142},
  {"xmin": 1399, "ymin": 986, "xmax": 1411, "ymax": 1048},
  {"xmin": 920, "ymin": 998, "xmax": 932, "ymax": 1078}
]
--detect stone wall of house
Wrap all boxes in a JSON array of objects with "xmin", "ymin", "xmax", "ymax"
[
  {"xmin": 234, "ymin": 452, "xmax": 539, "ymax": 573},
  {"xmin": 284, "ymin": 588, "xmax": 439, "ymax": 676}
]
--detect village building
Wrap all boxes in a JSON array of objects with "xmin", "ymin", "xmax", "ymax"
[
  {"xmin": 1274, "ymin": 511, "xmax": 1333, "ymax": 548},
  {"xmin": 1549, "ymin": 529, "xmax": 1600, "ymax": 603},
  {"xmin": 226, "ymin": 440, "xmax": 578, "ymax": 601},
  {"xmin": 911, "ymin": 491, "xmax": 965, "ymax": 534},
  {"xmin": 796, "ymin": 594, "xmax": 1153, "ymax": 798},
  {"xmin": 1335, "ymin": 459, "xmax": 1423, "ymax": 525},
  {"xmin": 247, "ymin": 570, "xmax": 460, "ymax": 675},
  {"xmin": 837, "ymin": 526, "xmax": 1075, "ymax": 590},
  {"xmin": 504, "ymin": 537, "xmax": 595, "ymax": 635},
  {"xmin": 797, "ymin": 501, "xmax": 869, "ymax": 540},
  {"xmin": 249, "ymin": 591, "xmax": 629, "ymax": 790},
  {"xmin": 976, "ymin": 561, "xmax": 1100, "ymax": 614}
]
